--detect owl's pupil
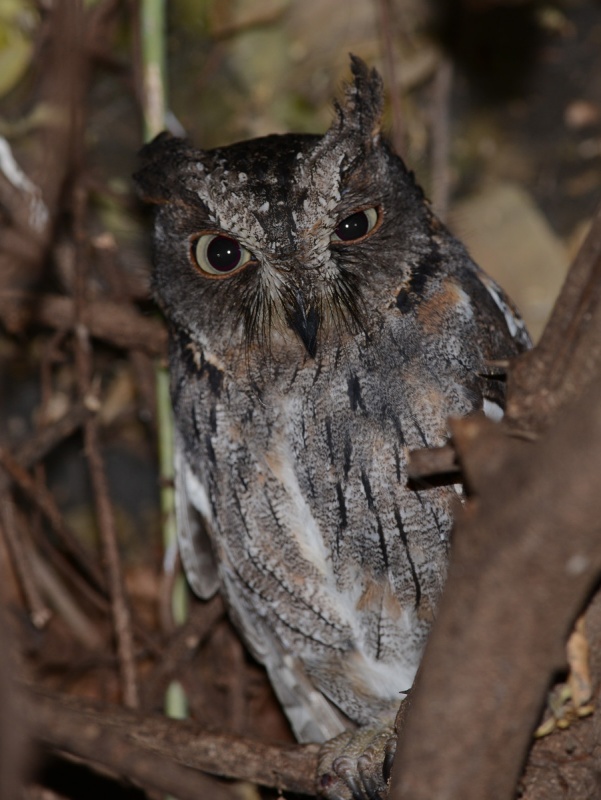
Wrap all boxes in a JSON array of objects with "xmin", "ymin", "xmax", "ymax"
[
  {"xmin": 207, "ymin": 236, "xmax": 242, "ymax": 272},
  {"xmin": 335, "ymin": 211, "xmax": 369, "ymax": 242}
]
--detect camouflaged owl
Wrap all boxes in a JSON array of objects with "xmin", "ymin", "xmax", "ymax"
[{"xmin": 135, "ymin": 57, "xmax": 529, "ymax": 750}]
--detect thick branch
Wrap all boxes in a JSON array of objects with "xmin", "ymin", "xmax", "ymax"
[
  {"xmin": 507, "ymin": 202, "xmax": 601, "ymax": 432},
  {"xmin": 391, "ymin": 381, "xmax": 601, "ymax": 800},
  {"xmin": 26, "ymin": 687, "xmax": 319, "ymax": 796}
]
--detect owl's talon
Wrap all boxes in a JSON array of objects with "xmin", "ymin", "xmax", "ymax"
[
  {"xmin": 357, "ymin": 754, "xmax": 384, "ymax": 800},
  {"xmin": 317, "ymin": 772, "xmax": 349, "ymax": 800},
  {"xmin": 332, "ymin": 755, "xmax": 363, "ymax": 791},
  {"xmin": 317, "ymin": 723, "xmax": 394, "ymax": 799},
  {"xmin": 357, "ymin": 757, "xmax": 382, "ymax": 800}
]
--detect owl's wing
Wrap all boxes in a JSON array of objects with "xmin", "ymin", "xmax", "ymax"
[
  {"xmin": 174, "ymin": 433, "xmax": 346, "ymax": 740},
  {"xmin": 473, "ymin": 268, "xmax": 532, "ymax": 419},
  {"xmin": 176, "ymin": 439, "xmax": 349, "ymax": 742},
  {"xmin": 174, "ymin": 434, "xmax": 220, "ymax": 599},
  {"xmin": 220, "ymin": 568, "xmax": 351, "ymax": 743},
  {"xmin": 260, "ymin": 646, "xmax": 351, "ymax": 743},
  {"xmin": 476, "ymin": 269, "xmax": 532, "ymax": 352}
]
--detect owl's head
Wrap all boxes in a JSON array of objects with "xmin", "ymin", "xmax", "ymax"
[{"xmin": 135, "ymin": 56, "xmax": 432, "ymax": 361}]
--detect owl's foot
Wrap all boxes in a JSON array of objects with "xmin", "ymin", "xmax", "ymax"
[{"xmin": 316, "ymin": 724, "xmax": 397, "ymax": 800}]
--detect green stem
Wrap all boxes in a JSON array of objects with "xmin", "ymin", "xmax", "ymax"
[
  {"xmin": 141, "ymin": 0, "xmax": 167, "ymax": 141},
  {"xmin": 139, "ymin": 1, "xmax": 190, "ymax": 770}
]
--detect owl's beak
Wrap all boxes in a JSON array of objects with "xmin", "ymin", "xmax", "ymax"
[{"xmin": 287, "ymin": 290, "xmax": 320, "ymax": 358}]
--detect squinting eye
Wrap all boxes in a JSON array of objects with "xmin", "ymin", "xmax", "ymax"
[
  {"xmin": 193, "ymin": 233, "xmax": 253, "ymax": 276},
  {"xmin": 331, "ymin": 207, "xmax": 379, "ymax": 243}
]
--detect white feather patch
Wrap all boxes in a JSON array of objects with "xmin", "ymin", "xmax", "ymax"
[
  {"xmin": 483, "ymin": 398, "xmax": 504, "ymax": 422},
  {"xmin": 264, "ymin": 446, "xmax": 329, "ymax": 575},
  {"xmin": 478, "ymin": 272, "xmax": 523, "ymax": 340},
  {"xmin": 184, "ymin": 463, "xmax": 215, "ymax": 526}
]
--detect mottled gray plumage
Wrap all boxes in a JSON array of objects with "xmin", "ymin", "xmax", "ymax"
[{"xmin": 135, "ymin": 57, "xmax": 529, "ymax": 746}]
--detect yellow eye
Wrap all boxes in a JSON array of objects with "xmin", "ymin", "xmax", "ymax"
[
  {"xmin": 193, "ymin": 234, "xmax": 254, "ymax": 276},
  {"xmin": 331, "ymin": 207, "xmax": 379, "ymax": 243}
]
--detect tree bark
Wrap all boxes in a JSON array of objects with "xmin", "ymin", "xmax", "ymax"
[{"xmin": 389, "ymin": 203, "xmax": 601, "ymax": 799}]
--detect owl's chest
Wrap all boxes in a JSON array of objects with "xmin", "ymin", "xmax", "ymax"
[
  {"xmin": 173, "ymin": 330, "xmax": 473, "ymax": 685},
  {"xmin": 174, "ymin": 332, "xmax": 467, "ymax": 584},
  {"xmin": 187, "ymin": 335, "xmax": 470, "ymax": 484}
]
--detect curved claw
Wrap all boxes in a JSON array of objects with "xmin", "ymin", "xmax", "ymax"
[
  {"xmin": 357, "ymin": 753, "xmax": 385, "ymax": 800},
  {"xmin": 318, "ymin": 769, "xmax": 355, "ymax": 800},
  {"xmin": 316, "ymin": 720, "xmax": 395, "ymax": 799},
  {"xmin": 332, "ymin": 755, "xmax": 367, "ymax": 799}
]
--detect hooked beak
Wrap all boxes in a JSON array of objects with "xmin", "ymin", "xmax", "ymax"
[{"xmin": 286, "ymin": 289, "xmax": 320, "ymax": 358}]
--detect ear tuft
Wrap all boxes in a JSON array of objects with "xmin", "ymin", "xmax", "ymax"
[{"xmin": 332, "ymin": 55, "xmax": 384, "ymax": 143}]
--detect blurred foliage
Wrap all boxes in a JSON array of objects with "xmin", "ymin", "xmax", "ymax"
[{"xmin": 0, "ymin": 0, "xmax": 38, "ymax": 99}]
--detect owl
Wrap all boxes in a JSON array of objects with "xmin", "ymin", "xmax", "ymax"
[{"xmin": 136, "ymin": 55, "xmax": 529, "ymax": 768}]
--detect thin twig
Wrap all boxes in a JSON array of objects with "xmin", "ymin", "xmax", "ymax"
[
  {"xmin": 0, "ymin": 448, "xmax": 106, "ymax": 590},
  {"xmin": 0, "ymin": 495, "xmax": 51, "ymax": 629},
  {"xmin": 28, "ymin": 544, "xmax": 103, "ymax": 650},
  {"xmin": 407, "ymin": 443, "xmax": 459, "ymax": 480},
  {"xmin": 0, "ymin": 402, "xmax": 93, "ymax": 493},
  {"xmin": 71, "ymin": 187, "xmax": 140, "ymax": 710},
  {"xmin": 82, "ymin": 413, "xmax": 140, "ymax": 707},
  {"xmin": 138, "ymin": 0, "xmax": 192, "ymax": 735}
]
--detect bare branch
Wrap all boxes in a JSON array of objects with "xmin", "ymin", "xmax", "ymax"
[
  {"xmin": 0, "ymin": 447, "xmax": 106, "ymax": 591},
  {"xmin": 0, "ymin": 496, "xmax": 51, "ymax": 628},
  {"xmin": 507, "ymin": 202, "xmax": 601, "ymax": 432},
  {"xmin": 391, "ymin": 388, "xmax": 601, "ymax": 800},
  {"xmin": 71, "ymin": 186, "xmax": 139, "ymax": 710},
  {"xmin": 0, "ymin": 291, "xmax": 167, "ymax": 356},
  {"xmin": 407, "ymin": 442, "xmax": 458, "ymax": 481},
  {"xmin": 0, "ymin": 401, "xmax": 92, "ymax": 493},
  {"xmin": 26, "ymin": 687, "xmax": 319, "ymax": 797}
]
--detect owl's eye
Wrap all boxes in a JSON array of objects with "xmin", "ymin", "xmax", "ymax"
[
  {"xmin": 331, "ymin": 207, "xmax": 379, "ymax": 243},
  {"xmin": 193, "ymin": 234, "xmax": 253, "ymax": 276}
]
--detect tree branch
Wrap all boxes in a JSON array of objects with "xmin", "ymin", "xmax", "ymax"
[
  {"xmin": 389, "ymin": 203, "xmax": 601, "ymax": 799},
  {"xmin": 507, "ymin": 202, "xmax": 601, "ymax": 433},
  {"xmin": 0, "ymin": 291, "xmax": 167, "ymax": 356},
  {"xmin": 391, "ymin": 385, "xmax": 601, "ymax": 800},
  {"xmin": 25, "ymin": 687, "xmax": 319, "ymax": 797}
]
